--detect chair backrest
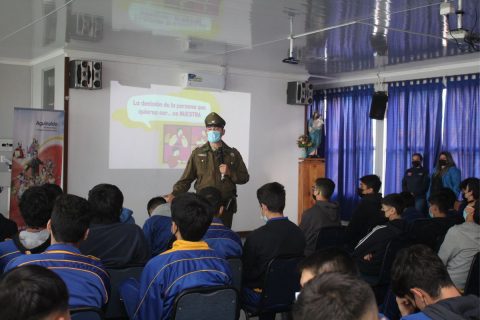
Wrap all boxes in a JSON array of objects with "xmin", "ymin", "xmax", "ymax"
[
  {"xmin": 171, "ymin": 285, "xmax": 239, "ymax": 320},
  {"xmin": 465, "ymin": 252, "xmax": 479, "ymax": 296},
  {"xmin": 315, "ymin": 226, "xmax": 347, "ymax": 251},
  {"xmin": 258, "ymin": 255, "xmax": 304, "ymax": 314},
  {"xmin": 70, "ymin": 307, "xmax": 104, "ymax": 320},
  {"xmin": 105, "ymin": 267, "xmax": 144, "ymax": 319},
  {"xmin": 227, "ymin": 257, "xmax": 242, "ymax": 292}
]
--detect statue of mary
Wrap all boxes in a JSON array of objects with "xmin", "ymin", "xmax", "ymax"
[{"xmin": 307, "ymin": 111, "xmax": 324, "ymax": 156}]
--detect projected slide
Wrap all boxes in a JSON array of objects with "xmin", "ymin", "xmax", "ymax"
[{"xmin": 109, "ymin": 81, "xmax": 250, "ymax": 169}]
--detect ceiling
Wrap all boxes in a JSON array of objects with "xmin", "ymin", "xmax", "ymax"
[{"xmin": 0, "ymin": 0, "xmax": 479, "ymax": 78}]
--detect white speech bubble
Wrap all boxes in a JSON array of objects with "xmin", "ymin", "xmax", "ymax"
[{"xmin": 127, "ymin": 94, "xmax": 211, "ymax": 127}]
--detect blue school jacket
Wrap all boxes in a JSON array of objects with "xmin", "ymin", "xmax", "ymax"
[
  {"xmin": 142, "ymin": 215, "xmax": 173, "ymax": 256},
  {"xmin": 203, "ymin": 218, "xmax": 243, "ymax": 258},
  {"xmin": 5, "ymin": 243, "xmax": 110, "ymax": 308},
  {"xmin": 131, "ymin": 240, "xmax": 232, "ymax": 320},
  {"xmin": 0, "ymin": 235, "xmax": 50, "ymax": 272}
]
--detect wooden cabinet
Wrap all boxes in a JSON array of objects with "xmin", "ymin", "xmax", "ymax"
[{"xmin": 298, "ymin": 158, "xmax": 325, "ymax": 224}]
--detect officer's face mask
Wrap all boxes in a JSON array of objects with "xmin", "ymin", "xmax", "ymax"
[{"xmin": 207, "ymin": 130, "xmax": 222, "ymax": 143}]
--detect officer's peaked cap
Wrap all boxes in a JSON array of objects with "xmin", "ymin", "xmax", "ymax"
[{"xmin": 205, "ymin": 112, "xmax": 226, "ymax": 128}]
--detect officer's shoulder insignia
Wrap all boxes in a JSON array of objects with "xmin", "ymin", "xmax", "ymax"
[{"xmin": 197, "ymin": 153, "xmax": 207, "ymax": 157}]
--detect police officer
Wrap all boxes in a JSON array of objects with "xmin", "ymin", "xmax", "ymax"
[
  {"xmin": 402, "ymin": 153, "xmax": 430, "ymax": 216},
  {"xmin": 169, "ymin": 112, "xmax": 249, "ymax": 228}
]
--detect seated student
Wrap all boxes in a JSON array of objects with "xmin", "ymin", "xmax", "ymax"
[
  {"xmin": 410, "ymin": 191, "xmax": 463, "ymax": 251},
  {"xmin": 120, "ymin": 192, "xmax": 232, "ymax": 320},
  {"xmin": 142, "ymin": 196, "xmax": 173, "ymax": 256},
  {"xmin": 41, "ymin": 182, "xmax": 63, "ymax": 203},
  {"xmin": 198, "ymin": 187, "xmax": 243, "ymax": 259},
  {"xmin": 80, "ymin": 183, "xmax": 150, "ymax": 268},
  {"xmin": 242, "ymin": 182, "xmax": 306, "ymax": 309},
  {"xmin": 293, "ymin": 273, "xmax": 383, "ymax": 320},
  {"xmin": 353, "ymin": 194, "xmax": 408, "ymax": 276},
  {"xmin": 391, "ymin": 245, "xmax": 479, "ymax": 319},
  {"xmin": 298, "ymin": 247, "xmax": 358, "ymax": 288},
  {"xmin": 399, "ymin": 192, "xmax": 425, "ymax": 223},
  {"xmin": 458, "ymin": 178, "xmax": 479, "ymax": 217},
  {"xmin": 0, "ymin": 265, "xmax": 70, "ymax": 320},
  {"xmin": 5, "ymin": 194, "xmax": 110, "ymax": 309},
  {"xmin": 0, "ymin": 186, "xmax": 52, "ymax": 272},
  {"xmin": 438, "ymin": 202, "xmax": 480, "ymax": 291},
  {"xmin": 345, "ymin": 175, "xmax": 386, "ymax": 250},
  {"xmin": 437, "ymin": 187, "xmax": 462, "ymax": 217},
  {"xmin": 120, "ymin": 207, "xmax": 135, "ymax": 224},
  {"xmin": 299, "ymin": 178, "xmax": 340, "ymax": 256}
]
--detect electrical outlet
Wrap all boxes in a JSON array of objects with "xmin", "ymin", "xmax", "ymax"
[{"xmin": 0, "ymin": 139, "xmax": 13, "ymax": 152}]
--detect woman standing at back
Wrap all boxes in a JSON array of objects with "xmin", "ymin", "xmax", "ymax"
[{"xmin": 428, "ymin": 151, "xmax": 461, "ymax": 199}]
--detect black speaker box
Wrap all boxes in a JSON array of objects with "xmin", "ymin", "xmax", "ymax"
[
  {"xmin": 287, "ymin": 81, "xmax": 313, "ymax": 105},
  {"xmin": 369, "ymin": 91, "xmax": 388, "ymax": 119},
  {"xmin": 69, "ymin": 60, "xmax": 102, "ymax": 89}
]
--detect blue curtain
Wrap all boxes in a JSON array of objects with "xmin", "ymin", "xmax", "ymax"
[
  {"xmin": 443, "ymin": 74, "xmax": 480, "ymax": 179},
  {"xmin": 325, "ymin": 85, "xmax": 374, "ymax": 220},
  {"xmin": 384, "ymin": 78, "xmax": 444, "ymax": 194}
]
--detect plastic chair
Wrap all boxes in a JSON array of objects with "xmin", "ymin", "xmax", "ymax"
[
  {"xmin": 70, "ymin": 307, "xmax": 104, "ymax": 320},
  {"xmin": 242, "ymin": 255, "xmax": 304, "ymax": 320},
  {"xmin": 315, "ymin": 225, "xmax": 347, "ymax": 251},
  {"xmin": 171, "ymin": 285, "xmax": 239, "ymax": 320},
  {"xmin": 227, "ymin": 257, "xmax": 243, "ymax": 292},
  {"xmin": 104, "ymin": 266, "xmax": 144, "ymax": 319},
  {"xmin": 465, "ymin": 252, "xmax": 479, "ymax": 296}
]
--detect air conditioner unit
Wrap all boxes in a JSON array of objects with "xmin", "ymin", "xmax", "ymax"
[{"xmin": 181, "ymin": 72, "xmax": 225, "ymax": 91}]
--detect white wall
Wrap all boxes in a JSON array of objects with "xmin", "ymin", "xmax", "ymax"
[
  {"xmin": 67, "ymin": 53, "xmax": 306, "ymax": 231},
  {"xmin": 0, "ymin": 63, "xmax": 31, "ymax": 216}
]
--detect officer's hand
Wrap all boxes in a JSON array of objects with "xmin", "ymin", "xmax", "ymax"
[{"xmin": 219, "ymin": 164, "xmax": 230, "ymax": 176}]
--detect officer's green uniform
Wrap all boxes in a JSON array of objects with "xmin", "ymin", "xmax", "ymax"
[{"xmin": 172, "ymin": 113, "xmax": 249, "ymax": 228}]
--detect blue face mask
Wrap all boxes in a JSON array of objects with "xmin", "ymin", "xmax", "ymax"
[{"xmin": 207, "ymin": 130, "xmax": 221, "ymax": 143}]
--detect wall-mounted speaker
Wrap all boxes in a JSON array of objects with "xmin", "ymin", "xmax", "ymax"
[
  {"xmin": 287, "ymin": 81, "xmax": 314, "ymax": 105},
  {"xmin": 69, "ymin": 60, "xmax": 102, "ymax": 89},
  {"xmin": 369, "ymin": 91, "xmax": 388, "ymax": 119}
]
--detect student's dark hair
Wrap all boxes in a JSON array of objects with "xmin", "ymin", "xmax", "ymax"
[
  {"xmin": 41, "ymin": 183, "xmax": 63, "ymax": 216},
  {"xmin": 88, "ymin": 183, "xmax": 124, "ymax": 224},
  {"xmin": 198, "ymin": 187, "xmax": 224, "ymax": 217},
  {"xmin": 293, "ymin": 273, "xmax": 376, "ymax": 320},
  {"xmin": 460, "ymin": 177, "xmax": 479, "ymax": 200},
  {"xmin": 382, "ymin": 194, "xmax": 405, "ymax": 216},
  {"xmin": 359, "ymin": 175, "xmax": 382, "ymax": 193},
  {"xmin": 257, "ymin": 182, "xmax": 286, "ymax": 213},
  {"xmin": 0, "ymin": 265, "xmax": 68, "ymax": 320},
  {"xmin": 298, "ymin": 247, "xmax": 358, "ymax": 276},
  {"xmin": 314, "ymin": 178, "xmax": 335, "ymax": 199},
  {"xmin": 412, "ymin": 153, "xmax": 423, "ymax": 161},
  {"xmin": 399, "ymin": 192, "xmax": 415, "ymax": 209},
  {"xmin": 18, "ymin": 186, "xmax": 51, "ymax": 228},
  {"xmin": 171, "ymin": 193, "xmax": 213, "ymax": 241},
  {"xmin": 391, "ymin": 244, "xmax": 454, "ymax": 300},
  {"xmin": 51, "ymin": 194, "xmax": 92, "ymax": 243},
  {"xmin": 429, "ymin": 189, "xmax": 455, "ymax": 213},
  {"xmin": 147, "ymin": 196, "xmax": 167, "ymax": 213}
]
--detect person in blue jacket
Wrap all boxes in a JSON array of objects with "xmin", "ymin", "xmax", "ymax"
[
  {"xmin": 5, "ymin": 194, "xmax": 110, "ymax": 309},
  {"xmin": 142, "ymin": 196, "xmax": 173, "ymax": 256},
  {"xmin": 428, "ymin": 151, "xmax": 461, "ymax": 199},
  {"xmin": 198, "ymin": 187, "xmax": 242, "ymax": 259},
  {"xmin": 120, "ymin": 192, "xmax": 232, "ymax": 320}
]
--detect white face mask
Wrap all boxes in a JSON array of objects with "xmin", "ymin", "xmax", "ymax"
[{"xmin": 259, "ymin": 206, "xmax": 268, "ymax": 222}]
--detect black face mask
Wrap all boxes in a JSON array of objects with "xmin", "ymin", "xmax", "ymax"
[
  {"xmin": 412, "ymin": 161, "xmax": 421, "ymax": 168},
  {"xmin": 439, "ymin": 159, "xmax": 448, "ymax": 167}
]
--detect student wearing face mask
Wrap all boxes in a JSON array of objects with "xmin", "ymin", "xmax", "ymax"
[
  {"xmin": 427, "ymin": 151, "xmax": 461, "ymax": 200},
  {"xmin": 169, "ymin": 112, "xmax": 249, "ymax": 228},
  {"xmin": 402, "ymin": 153, "xmax": 430, "ymax": 215}
]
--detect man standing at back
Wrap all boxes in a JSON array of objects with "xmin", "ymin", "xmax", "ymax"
[
  {"xmin": 170, "ymin": 112, "xmax": 249, "ymax": 228},
  {"xmin": 299, "ymin": 178, "xmax": 340, "ymax": 256},
  {"xmin": 242, "ymin": 182, "xmax": 306, "ymax": 309},
  {"xmin": 345, "ymin": 175, "xmax": 385, "ymax": 250},
  {"xmin": 402, "ymin": 153, "xmax": 429, "ymax": 215}
]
